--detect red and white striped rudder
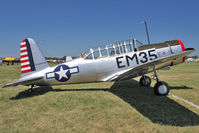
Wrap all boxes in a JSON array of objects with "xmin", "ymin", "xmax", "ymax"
[
  {"xmin": 20, "ymin": 38, "xmax": 49, "ymax": 77},
  {"xmin": 20, "ymin": 40, "xmax": 35, "ymax": 74}
]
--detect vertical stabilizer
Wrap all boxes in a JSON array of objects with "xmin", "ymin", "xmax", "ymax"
[{"xmin": 20, "ymin": 38, "xmax": 49, "ymax": 77}]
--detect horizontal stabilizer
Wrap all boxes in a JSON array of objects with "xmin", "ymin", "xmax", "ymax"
[{"xmin": 3, "ymin": 76, "xmax": 43, "ymax": 88}]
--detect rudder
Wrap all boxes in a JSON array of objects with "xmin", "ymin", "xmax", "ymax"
[{"xmin": 20, "ymin": 38, "xmax": 49, "ymax": 77}]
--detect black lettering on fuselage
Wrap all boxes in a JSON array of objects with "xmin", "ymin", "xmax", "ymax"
[
  {"xmin": 126, "ymin": 53, "xmax": 139, "ymax": 66},
  {"xmin": 116, "ymin": 56, "xmax": 126, "ymax": 68},
  {"xmin": 139, "ymin": 52, "xmax": 148, "ymax": 63},
  {"xmin": 116, "ymin": 49, "xmax": 158, "ymax": 69},
  {"xmin": 148, "ymin": 49, "xmax": 157, "ymax": 60}
]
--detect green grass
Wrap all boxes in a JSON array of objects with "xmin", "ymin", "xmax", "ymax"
[{"xmin": 0, "ymin": 63, "xmax": 199, "ymax": 133}]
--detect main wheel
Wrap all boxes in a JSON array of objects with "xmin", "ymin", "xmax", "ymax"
[
  {"xmin": 139, "ymin": 76, "xmax": 151, "ymax": 86},
  {"xmin": 28, "ymin": 88, "xmax": 33, "ymax": 92},
  {"xmin": 154, "ymin": 81, "xmax": 170, "ymax": 96}
]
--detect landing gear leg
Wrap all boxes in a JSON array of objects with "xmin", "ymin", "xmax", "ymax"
[
  {"xmin": 28, "ymin": 85, "xmax": 34, "ymax": 92},
  {"xmin": 139, "ymin": 75, "xmax": 151, "ymax": 86},
  {"xmin": 153, "ymin": 67, "xmax": 170, "ymax": 96}
]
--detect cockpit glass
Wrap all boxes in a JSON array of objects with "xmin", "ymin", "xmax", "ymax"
[
  {"xmin": 122, "ymin": 45, "xmax": 127, "ymax": 53},
  {"xmin": 115, "ymin": 46, "xmax": 120, "ymax": 54},
  {"xmin": 83, "ymin": 50, "xmax": 93, "ymax": 59},
  {"xmin": 100, "ymin": 49, "xmax": 108, "ymax": 57},
  {"xmin": 93, "ymin": 50, "xmax": 100, "ymax": 59},
  {"xmin": 81, "ymin": 38, "xmax": 145, "ymax": 60},
  {"xmin": 108, "ymin": 48, "xmax": 115, "ymax": 56},
  {"xmin": 126, "ymin": 44, "xmax": 133, "ymax": 52},
  {"xmin": 85, "ymin": 53, "xmax": 93, "ymax": 59},
  {"xmin": 136, "ymin": 40, "xmax": 144, "ymax": 48}
]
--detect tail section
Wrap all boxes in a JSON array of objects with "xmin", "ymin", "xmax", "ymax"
[
  {"xmin": 3, "ymin": 38, "xmax": 49, "ymax": 88},
  {"xmin": 20, "ymin": 38, "xmax": 49, "ymax": 77}
]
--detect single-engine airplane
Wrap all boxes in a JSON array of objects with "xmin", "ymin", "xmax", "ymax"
[
  {"xmin": 2, "ymin": 57, "xmax": 20, "ymax": 65},
  {"xmin": 3, "ymin": 38, "xmax": 195, "ymax": 96}
]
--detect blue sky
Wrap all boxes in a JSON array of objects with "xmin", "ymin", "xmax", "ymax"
[{"xmin": 0, "ymin": 0, "xmax": 198, "ymax": 58}]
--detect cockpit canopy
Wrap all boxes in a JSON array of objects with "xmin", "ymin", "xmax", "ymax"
[{"xmin": 81, "ymin": 38, "xmax": 144, "ymax": 60}]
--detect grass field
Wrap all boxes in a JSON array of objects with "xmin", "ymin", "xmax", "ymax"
[{"xmin": 0, "ymin": 63, "xmax": 199, "ymax": 133}]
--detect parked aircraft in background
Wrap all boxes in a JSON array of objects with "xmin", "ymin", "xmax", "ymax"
[
  {"xmin": 47, "ymin": 59, "xmax": 65, "ymax": 63},
  {"xmin": 2, "ymin": 57, "xmax": 20, "ymax": 65},
  {"xmin": 3, "ymin": 37, "xmax": 195, "ymax": 96},
  {"xmin": 0, "ymin": 59, "xmax": 2, "ymax": 66}
]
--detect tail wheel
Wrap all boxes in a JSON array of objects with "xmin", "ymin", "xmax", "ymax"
[
  {"xmin": 140, "ymin": 76, "xmax": 151, "ymax": 86},
  {"xmin": 154, "ymin": 81, "xmax": 170, "ymax": 96}
]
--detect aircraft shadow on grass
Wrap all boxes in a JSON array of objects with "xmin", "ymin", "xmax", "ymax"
[
  {"xmin": 10, "ymin": 79, "xmax": 199, "ymax": 127},
  {"xmin": 9, "ymin": 87, "xmax": 107, "ymax": 100},
  {"xmin": 170, "ymin": 86, "xmax": 194, "ymax": 90},
  {"xmin": 109, "ymin": 79, "xmax": 199, "ymax": 127}
]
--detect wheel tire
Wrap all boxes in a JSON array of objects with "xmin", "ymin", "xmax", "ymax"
[
  {"xmin": 28, "ymin": 88, "xmax": 33, "ymax": 93},
  {"xmin": 154, "ymin": 81, "xmax": 170, "ymax": 96},
  {"xmin": 140, "ymin": 76, "xmax": 151, "ymax": 86}
]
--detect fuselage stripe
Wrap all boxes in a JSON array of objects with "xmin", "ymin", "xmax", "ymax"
[
  {"xmin": 177, "ymin": 40, "xmax": 186, "ymax": 62},
  {"xmin": 177, "ymin": 40, "xmax": 185, "ymax": 51}
]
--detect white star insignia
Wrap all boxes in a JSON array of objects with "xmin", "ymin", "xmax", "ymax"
[{"xmin": 55, "ymin": 66, "xmax": 69, "ymax": 80}]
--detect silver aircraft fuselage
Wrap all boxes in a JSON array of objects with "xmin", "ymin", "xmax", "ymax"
[
  {"xmin": 26, "ymin": 41, "xmax": 190, "ymax": 86},
  {"xmin": 4, "ymin": 38, "xmax": 195, "ymax": 95}
]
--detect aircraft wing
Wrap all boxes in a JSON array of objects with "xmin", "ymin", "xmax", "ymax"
[
  {"xmin": 102, "ymin": 49, "xmax": 194, "ymax": 82},
  {"xmin": 3, "ymin": 76, "xmax": 43, "ymax": 88}
]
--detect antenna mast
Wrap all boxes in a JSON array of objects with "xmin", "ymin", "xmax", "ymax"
[{"xmin": 144, "ymin": 21, "xmax": 151, "ymax": 45}]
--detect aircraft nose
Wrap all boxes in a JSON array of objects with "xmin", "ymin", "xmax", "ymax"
[
  {"xmin": 177, "ymin": 40, "xmax": 185, "ymax": 51},
  {"xmin": 177, "ymin": 40, "xmax": 186, "ymax": 62}
]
